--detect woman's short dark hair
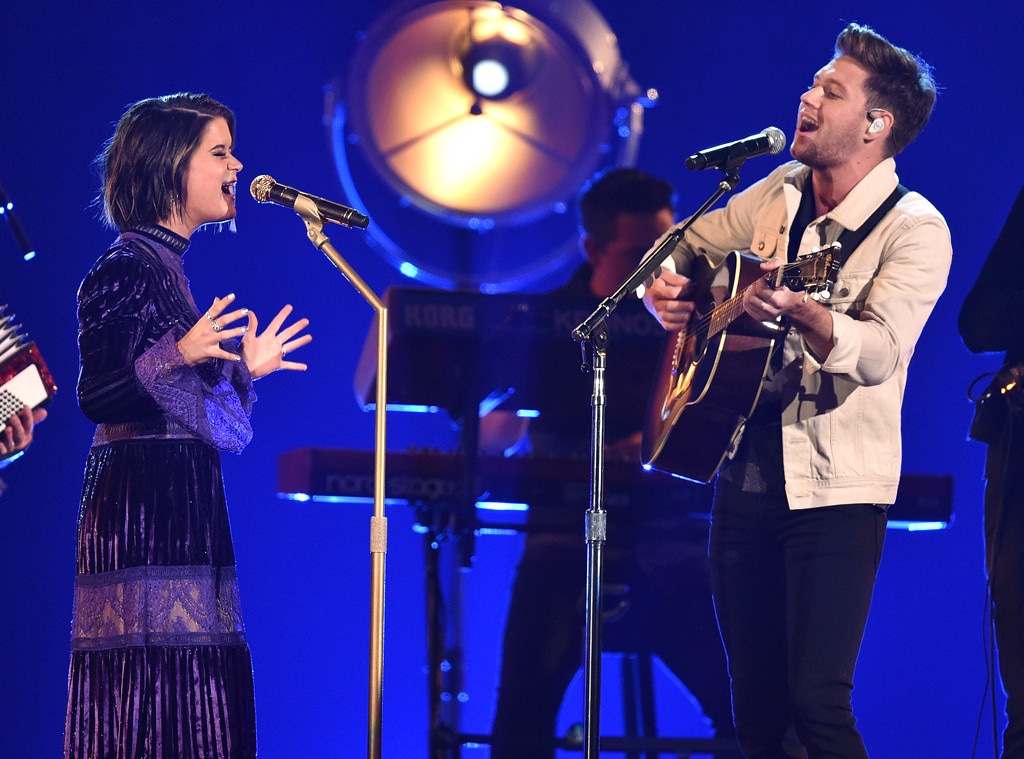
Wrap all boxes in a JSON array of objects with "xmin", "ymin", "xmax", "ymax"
[
  {"xmin": 96, "ymin": 93, "xmax": 235, "ymax": 230},
  {"xmin": 835, "ymin": 23, "xmax": 937, "ymax": 157}
]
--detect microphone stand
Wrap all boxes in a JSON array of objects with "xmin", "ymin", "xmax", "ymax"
[
  {"xmin": 291, "ymin": 195, "xmax": 387, "ymax": 759},
  {"xmin": 570, "ymin": 167, "xmax": 740, "ymax": 759}
]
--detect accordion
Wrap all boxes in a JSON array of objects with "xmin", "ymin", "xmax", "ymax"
[{"xmin": 0, "ymin": 304, "xmax": 57, "ymax": 433}]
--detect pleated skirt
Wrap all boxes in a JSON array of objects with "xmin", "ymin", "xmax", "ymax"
[{"xmin": 64, "ymin": 438, "xmax": 256, "ymax": 759}]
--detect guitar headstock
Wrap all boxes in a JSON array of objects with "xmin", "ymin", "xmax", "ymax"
[{"xmin": 776, "ymin": 243, "xmax": 841, "ymax": 301}]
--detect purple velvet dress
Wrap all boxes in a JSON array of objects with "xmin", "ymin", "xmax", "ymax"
[{"xmin": 64, "ymin": 226, "xmax": 258, "ymax": 759}]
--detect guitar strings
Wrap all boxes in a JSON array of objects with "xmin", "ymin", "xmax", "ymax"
[{"xmin": 689, "ymin": 258, "xmax": 816, "ymax": 340}]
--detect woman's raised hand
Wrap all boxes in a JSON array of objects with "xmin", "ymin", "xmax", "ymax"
[
  {"xmin": 177, "ymin": 293, "xmax": 250, "ymax": 366},
  {"xmin": 239, "ymin": 304, "xmax": 312, "ymax": 379}
]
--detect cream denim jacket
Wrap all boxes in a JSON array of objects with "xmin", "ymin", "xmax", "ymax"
[{"xmin": 660, "ymin": 158, "xmax": 952, "ymax": 509}]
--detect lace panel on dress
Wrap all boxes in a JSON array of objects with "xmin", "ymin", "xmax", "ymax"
[{"xmin": 71, "ymin": 564, "xmax": 246, "ymax": 650}]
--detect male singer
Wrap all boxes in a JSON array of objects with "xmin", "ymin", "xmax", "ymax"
[{"xmin": 643, "ymin": 23, "xmax": 950, "ymax": 757}]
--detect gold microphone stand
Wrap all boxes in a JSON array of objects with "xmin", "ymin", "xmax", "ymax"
[{"xmin": 292, "ymin": 194, "xmax": 389, "ymax": 759}]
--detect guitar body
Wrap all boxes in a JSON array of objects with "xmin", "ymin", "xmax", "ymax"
[{"xmin": 641, "ymin": 250, "xmax": 784, "ymax": 483}]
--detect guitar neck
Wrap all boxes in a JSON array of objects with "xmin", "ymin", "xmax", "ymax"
[
  {"xmin": 708, "ymin": 292, "xmax": 749, "ymax": 340},
  {"xmin": 703, "ymin": 252, "xmax": 835, "ymax": 342}
]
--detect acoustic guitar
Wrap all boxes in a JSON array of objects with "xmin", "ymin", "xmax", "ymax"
[{"xmin": 641, "ymin": 245, "xmax": 839, "ymax": 483}]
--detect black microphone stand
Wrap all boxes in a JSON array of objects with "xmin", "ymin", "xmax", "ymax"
[
  {"xmin": 571, "ymin": 166, "xmax": 741, "ymax": 759},
  {"xmin": 0, "ymin": 176, "xmax": 36, "ymax": 261}
]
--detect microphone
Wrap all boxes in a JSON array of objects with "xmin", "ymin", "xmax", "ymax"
[
  {"xmin": 0, "ymin": 179, "xmax": 36, "ymax": 261},
  {"xmin": 249, "ymin": 175, "xmax": 369, "ymax": 229},
  {"xmin": 685, "ymin": 127, "xmax": 787, "ymax": 171}
]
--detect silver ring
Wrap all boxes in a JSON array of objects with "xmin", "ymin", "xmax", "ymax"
[
  {"xmin": 205, "ymin": 312, "xmax": 215, "ymax": 322},
  {"xmin": 211, "ymin": 320, "xmax": 222, "ymax": 333}
]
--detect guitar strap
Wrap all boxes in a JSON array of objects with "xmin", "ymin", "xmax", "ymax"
[
  {"xmin": 833, "ymin": 183, "xmax": 909, "ymax": 265},
  {"xmin": 788, "ymin": 178, "xmax": 909, "ymax": 265}
]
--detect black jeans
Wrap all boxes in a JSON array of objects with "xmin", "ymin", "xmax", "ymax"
[
  {"xmin": 709, "ymin": 479, "xmax": 886, "ymax": 759},
  {"xmin": 985, "ymin": 436, "xmax": 1024, "ymax": 759}
]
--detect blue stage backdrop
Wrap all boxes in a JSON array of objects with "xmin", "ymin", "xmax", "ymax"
[{"xmin": 1, "ymin": 1, "xmax": 1020, "ymax": 757}]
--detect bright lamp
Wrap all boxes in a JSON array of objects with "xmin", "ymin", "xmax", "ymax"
[{"xmin": 327, "ymin": 0, "xmax": 653, "ymax": 290}]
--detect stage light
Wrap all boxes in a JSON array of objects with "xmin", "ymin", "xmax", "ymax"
[
  {"xmin": 327, "ymin": 0, "xmax": 653, "ymax": 290},
  {"xmin": 459, "ymin": 13, "xmax": 539, "ymax": 100},
  {"xmin": 469, "ymin": 59, "xmax": 510, "ymax": 99}
]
